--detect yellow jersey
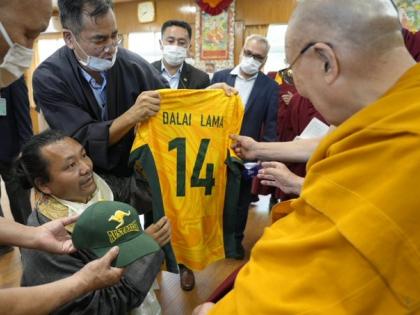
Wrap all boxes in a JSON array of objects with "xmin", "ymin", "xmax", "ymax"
[{"xmin": 130, "ymin": 89, "xmax": 244, "ymax": 270}]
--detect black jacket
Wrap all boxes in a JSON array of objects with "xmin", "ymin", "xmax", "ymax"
[
  {"xmin": 0, "ymin": 76, "xmax": 32, "ymax": 163},
  {"xmin": 211, "ymin": 68, "xmax": 278, "ymax": 142},
  {"xmin": 152, "ymin": 60, "xmax": 210, "ymax": 89},
  {"xmin": 33, "ymin": 46, "xmax": 168, "ymax": 177}
]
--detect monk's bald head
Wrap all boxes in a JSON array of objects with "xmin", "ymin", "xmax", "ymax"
[
  {"xmin": 284, "ymin": 0, "xmax": 415, "ymax": 126},
  {"xmin": 287, "ymin": 0, "xmax": 403, "ymax": 62}
]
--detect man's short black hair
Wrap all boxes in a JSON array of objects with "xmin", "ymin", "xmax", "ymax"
[
  {"xmin": 15, "ymin": 129, "xmax": 69, "ymax": 191},
  {"xmin": 58, "ymin": 0, "xmax": 113, "ymax": 35},
  {"xmin": 161, "ymin": 20, "xmax": 192, "ymax": 40}
]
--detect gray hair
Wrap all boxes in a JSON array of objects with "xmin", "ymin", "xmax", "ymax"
[
  {"xmin": 58, "ymin": 0, "xmax": 113, "ymax": 35},
  {"xmin": 244, "ymin": 34, "xmax": 271, "ymax": 54}
]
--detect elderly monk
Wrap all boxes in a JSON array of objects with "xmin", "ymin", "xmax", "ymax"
[{"xmin": 194, "ymin": 0, "xmax": 420, "ymax": 314}]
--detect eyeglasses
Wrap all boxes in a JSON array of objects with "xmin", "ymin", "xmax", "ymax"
[
  {"xmin": 68, "ymin": 29, "xmax": 123, "ymax": 52},
  {"xmin": 282, "ymin": 42, "xmax": 334, "ymax": 85},
  {"xmin": 89, "ymin": 34, "xmax": 123, "ymax": 52},
  {"xmin": 243, "ymin": 49, "xmax": 266, "ymax": 63},
  {"xmin": 280, "ymin": 42, "xmax": 317, "ymax": 85}
]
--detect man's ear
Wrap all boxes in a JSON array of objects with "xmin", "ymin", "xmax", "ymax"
[
  {"xmin": 159, "ymin": 39, "xmax": 164, "ymax": 51},
  {"xmin": 35, "ymin": 178, "xmax": 52, "ymax": 195},
  {"xmin": 187, "ymin": 42, "xmax": 192, "ymax": 58},
  {"xmin": 62, "ymin": 30, "xmax": 74, "ymax": 49},
  {"xmin": 313, "ymin": 42, "xmax": 339, "ymax": 85}
]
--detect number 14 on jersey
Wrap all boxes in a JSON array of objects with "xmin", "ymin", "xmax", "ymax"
[{"xmin": 168, "ymin": 137, "xmax": 216, "ymax": 197}]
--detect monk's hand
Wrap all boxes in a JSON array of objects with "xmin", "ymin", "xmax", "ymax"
[
  {"xmin": 33, "ymin": 215, "xmax": 79, "ymax": 254},
  {"xmin": 229, "ymin": 134, "xmax": 258, "ymax": 160},
  {"xmin": 206, "ymin": 83, "xmax": 238, "ymax": 96},
  {"xmin": 130, "ymin": 90, "xmax": 161, "ymax": 123},
  {"xmin": 192, "ymin": 302, "xmax": 215, "ymax": 315},
  {"xmin": 258, "ymin": 161, "xmax": 304, "ymax": 195},
  {"xmin": 281, "ymin": 91, "xmax": 294, "ymax": 106},
  {"xmin": 74, "ymin": 246, "xmax": 124, "ymax": 293},
  {"xmin": 145, "ymin": 216, "xmax": 171, "ymax": 247}
]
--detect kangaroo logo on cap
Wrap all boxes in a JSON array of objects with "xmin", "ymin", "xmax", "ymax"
[{"xmin": 109, "ymin": 210, "xmax": 131, "ymax": 229}]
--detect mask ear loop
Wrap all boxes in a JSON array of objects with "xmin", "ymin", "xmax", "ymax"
[
  {"xmin": 0, "ymin": 22, "xmax": 14, "ymax": 47},
  {"xmin": 65, "ymin": 29, "xmax": 90, "ymax": 61}
]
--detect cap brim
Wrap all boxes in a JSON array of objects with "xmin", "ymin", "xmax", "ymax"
[{"xmin": 92, "ymin": 233, "xmax": 160, "ymax": 267}]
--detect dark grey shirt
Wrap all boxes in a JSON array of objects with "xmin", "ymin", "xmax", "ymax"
[{"xmin": 21, "ymin": 210, "xmax": 164, "ymax": 315}]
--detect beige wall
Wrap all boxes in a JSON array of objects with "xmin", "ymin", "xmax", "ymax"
[
  {"xmin": 114, "ymin": 0, "xmax": 295, "ymax": 33},
  {"xmin": 114, "ymin": 0, "xmax": 296, "ymax": 63}
]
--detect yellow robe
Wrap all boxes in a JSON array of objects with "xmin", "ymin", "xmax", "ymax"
[{"xmin": 210, "ymin": 64, "xmax": 420, "ymax": 314}]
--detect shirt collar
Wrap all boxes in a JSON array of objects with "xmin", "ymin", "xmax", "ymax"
[
  {"xmin": 161, "ymin": 61, "xmax": 183, "ymax": 77},
  {"xmin": 80, "ymin": 67, "xmax": 107, "ymax": 90}
]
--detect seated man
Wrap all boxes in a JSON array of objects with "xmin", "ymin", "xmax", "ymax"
[
  {"xmin": 15, "ymin": 130, "xmax": 170, "ymax": 314},
  {"xmin": 194, "ymin": 0, "xmax": 420, "ymax": 314}
]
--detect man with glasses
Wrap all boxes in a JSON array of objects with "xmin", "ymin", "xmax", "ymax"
[
  {"xmin": 33, "ymin": 0, "xmax": 168, "ymax": 212},
  {"xmin": 211, "ymin": 34, "xmax": 278, "ymax": 258},
  {"xmin": 194, "ymin": 0, "xmax": 420, "ymax": 314}
]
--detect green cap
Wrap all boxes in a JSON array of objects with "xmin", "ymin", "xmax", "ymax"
[{"xmin": 72, "ymin": 201, "xmax": 160, "ymax": 267}]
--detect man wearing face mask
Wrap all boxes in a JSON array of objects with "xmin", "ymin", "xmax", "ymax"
[
  {"xmin": 211, "ymin": 35, "xmax": 278, "ymax": 258},
  {"xmin": 32, "ymin": 0, "xmax": 168, "ymax": 214},
  {"xmin": 152, "ymin": 20, "xmax": 210, "ymax": 90},
  {"xmin": 0, "ymin": 23, "xmax": 34, "ymax": 89},
  {"xmin": 151, "ymin": 19, "xmax": 209, "ymax": 291}
]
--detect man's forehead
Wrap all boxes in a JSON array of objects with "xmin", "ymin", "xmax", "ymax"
[
  {"xmin": 163, "ymin": 26, "xmax": 189, "ymax": 38},
  {"xmin": 80, "ymin": 8, "xmax": 116, "ymax": 33},
  {"xmin": 41, "ymin": 138, "xmax": 82, "ymax": 160},
  {"xmin": 244, "ymin": 39, "xmax": 266, "ymax": 52}
]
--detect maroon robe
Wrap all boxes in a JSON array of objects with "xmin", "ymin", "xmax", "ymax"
[
  {"xmin": 403, "ymin": 28, "xmax": 420, "ymax": 62},
  {"xmin": 252, "ymin": 86, "xmax": 328, "ymax": 201}
]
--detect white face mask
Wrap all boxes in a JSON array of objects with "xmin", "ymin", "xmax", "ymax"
[
  {"xmin": 162, "ymin": 45, "xmax": 187, "ymax": 66},
  {"xmin": 239, "ymin": 56, "xmax": 262, "ymax": 75},
  {"xmin": 0, "ymin": 22, "xmax": 34, "ymax": 88},
  {"xmin": 73, "ymin": 36, "xmax": 117, "ymax": 72}
]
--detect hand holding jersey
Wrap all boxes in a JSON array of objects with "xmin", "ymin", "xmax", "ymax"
[
  {"xmin": 130, "ymin": 89, "xmax": 244, "ymax": 271},
  {"xmin": 144, "ymin": 216, "xmax": 171, "ymax": 247}
]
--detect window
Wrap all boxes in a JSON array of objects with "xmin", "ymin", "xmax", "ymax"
[
  {"xmin": 38, "ymin": 37, "xmax": 65, "ymax": 63},
  {"xmin": 128, "ymin": 32, "xmax": 161, "ymax": 63},
  {"xmin": 265, "ymin": 24, "xmax": 288, "ymax": 74}
]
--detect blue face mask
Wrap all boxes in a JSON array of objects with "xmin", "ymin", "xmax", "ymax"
[{"xmin": 72, "ymin": 35, "xmax": 117, "ymax": 72}]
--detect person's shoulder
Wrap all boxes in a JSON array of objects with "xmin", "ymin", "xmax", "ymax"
[
  {"xmin": 212, "ymin": 68, "xmax": 232, "ymax": 81},
  {"xmin": 185, "ymin": 63, "xmax": 204, "ymax": 74},
  {"xmin": 151, "ymin": 59, "xmax": 161, "ymax": 69},
  {"xmin": 116, "ymin": 48, "xmax": 167, "ymax": 88},
  {"xmin": 34, "ymin": 46, "xmax": 70, "ymax": 75},
  {"xmin": 186, "ymin": 63, "xmax": 209, "ymax": 78},
  {"xmin": 117, "ymin": 47, "xmax": 152, "ymax": 67},
  {"xmin": 214, "ymin": 68, "xmax": 232, "ymax": 76},
  {"xmin": 259, "ymin": 72, "xmax": 279, "ymax": 88}
]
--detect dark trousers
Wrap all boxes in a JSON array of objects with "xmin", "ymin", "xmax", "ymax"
[
  {"xmin": 234, "ymin": 177, "xmax": 254, "ymax": 245},
  {"xmin": 0, "ymin": 161, "xmax": 32, "ymax": 225}
]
